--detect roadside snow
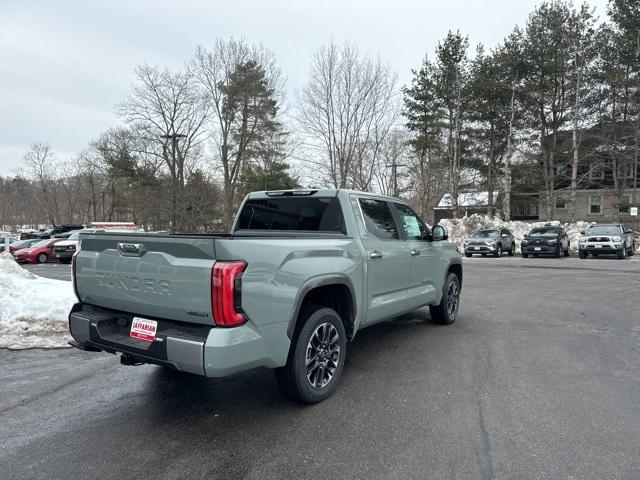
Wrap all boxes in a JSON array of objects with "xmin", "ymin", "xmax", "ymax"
[
  {"xmin": 440, "ymin": 215, "xmax": 594, "ymax": 254},
  {"xmin": 0, "ymin": 253, "xmax": 75, "ymax": 349}
]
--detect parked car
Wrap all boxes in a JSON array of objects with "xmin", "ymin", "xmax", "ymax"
[
  {"xmin": 54, "ymin": 227, "xmax": 144, "ymax": 264},
  {"xmin": 13, "ymin": 238, "xmax": 61, "ymax": 263},
  {"xmin": 69, "ymin": 189, "xmax": 463, "ymax": 404},
  {"xmin": 578, "ymin": 223, "xmax": 635, "ymax": 259},
  {"xmin": 1, "ymin": 238, "xmax": 40, "ymax": 254},
  {"xmin": 521, "ymin": 225, "xmax": 570, "ymax": 258},
  {"xmin": 37, "ymin": 224, "xmax": 84, "ymax": 239},
  {"xmin": 463, "ymin": 228, "xmax": 515, "ymax": 257}
]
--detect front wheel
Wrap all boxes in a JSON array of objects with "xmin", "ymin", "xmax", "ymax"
[
  {"xmin": 494, "ymin": 244, "xmax": 502, "ymax": 257},
  {"xmin": 564, "ymin": 244, "xmax": 570, "ymax": 257},
  {"xmin": 37, "ymin": 253, "xmax": 48, "ymax": 263},
  {"xmin": 429, "ymin": 272, "xmax": 461, "ymax": 325},
  {"xmin": 617, "ymin": 248, "xmax": 626, "ymax": 260},
  {"xmin": 628, "ymin": 242, "xmax": 635, "ymax": 256},
  {"xmin": 508, "ymin": 243, "xmax": 515, "ymax": 256},
  {"xmin": 578, "ymin": 250, "xmax": 587, "ymax": 259},
  {"xmin": 275, "ymin": 306, "xmax": 346, "ymax": 404},
  {"xmin": 522, "ymin": 252, "xmax": 529, "ymax": 259},
  {"xmin": 465, "ymin": 252, "xmax": 472, "ymax": 258}
]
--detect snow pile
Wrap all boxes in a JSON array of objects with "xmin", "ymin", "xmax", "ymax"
[
  {"xmin": 0, "ymin": 252, "xmax": 76, "ymax": 349},
  {"xmin": 439, "ymin": 215, "xmax": 595, "ymax": 254}
]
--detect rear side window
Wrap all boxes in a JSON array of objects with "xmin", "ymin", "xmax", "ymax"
[
  {"xmin": 359, "ymin": 198, "xmax": 399, "ymax": 240},
  {"xmin": 236, "ymin": 197, "xmax": 345, "ymax": 232}
]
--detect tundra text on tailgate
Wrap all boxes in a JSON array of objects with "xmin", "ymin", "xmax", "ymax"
[{"xmin": 69, "ymin": 189, "xmax": 462, "ymax": 403}]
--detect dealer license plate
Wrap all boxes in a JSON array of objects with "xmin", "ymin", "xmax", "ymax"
[
  {"xmin": 595, "ymin": 244, "xmax": 603, "ymax": 248},
  {"xmin": 534, "ymin": 247, "xmax": 542, "ymax": 251},
  {"xmin": 130, "ymin": 317, "xmax": 157, "ymax": 342},
  {"xmin": 474, "ymin": 247, "xmax": 480, "ymax": 250}
]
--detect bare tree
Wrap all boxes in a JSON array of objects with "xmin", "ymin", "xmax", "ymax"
[
  {"xmin": 118, "ymin": 64, "xmax": 210, "ymax": 232},
  {"xmin": 21, "ymin": 143, "xmax": 61, "ymax": 225},
  {"xmin": 298, "ymin": 41, "xmax": 398, "ymax": 190},
  {"xmin": 192, "ymin": 39, "xmax": 285, "ymax": 228}
]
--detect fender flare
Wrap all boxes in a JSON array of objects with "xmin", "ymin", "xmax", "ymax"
[
  {"xmin": 286, "ymin": 274, "xmax": 357, "ymax": 340},
  {"xmin": 445, "ymin": 258, "xmax": 463, "ymax": 287}
]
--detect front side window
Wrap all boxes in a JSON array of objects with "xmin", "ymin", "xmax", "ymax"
[
  {"xmin": 359, "ymin": 198, "xmax": 398, "ymax": 240},
  {"xmin": 393, "ymin": 203, "xmax": 429, "ymax": 240},
  {"xmin": 590, "ymin": 196, "xmax": 602, "ymax": 214}
]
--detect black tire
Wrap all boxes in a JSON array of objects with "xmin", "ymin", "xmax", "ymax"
[
  {"xmin": 508, "ymin": 243, "xmax": 515, "ymax": 256},
  {"xmin": 522, "ymin": 252, "xmax": 528, "ymax": 258},
  {"xmin": 564, "ymin": 244, "xmax": 570, "ymax": 257},
  {"xmin": 627, "ymin": 242, "xmax": 635, "ymax": 256},
  {"xmin": 429, "ymin": 272, "xmax": 461, "ymax": 325},
  {"xmin": 494, "ymin": 244, "xmax": 502, "ymax": 257},
  {"xmin": 554, "ymin": 246, "xmax": 562, "ymax": 258},
  {"xmin": 578, "ymin": 250, "xmax": 587, "ymax": 259},
  {"xmin": 481, "ymin": 253, "xmax": 487, "ymax": 257},
  {"xmin": 37, "ymin": 253, "xmax": 48, "ymax": 264},
  {"xmin": 617, "ymin": 248, "xmax": 626, "ymax": 260},
  {"xmin": 465, "ymin": 252, "xmax": 472, "ymax": 258},
  {"xmin": 275, "ymin": 306, "xmax": 347, "ymax": 404},
  {"xmin": 533, "ymin": 254, "xmax": 539, "ymax": 257}
]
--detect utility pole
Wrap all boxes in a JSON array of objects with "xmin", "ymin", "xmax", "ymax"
[{"xmin": 161, "ymin": 133, "xmax": 187, "ymax": 233}]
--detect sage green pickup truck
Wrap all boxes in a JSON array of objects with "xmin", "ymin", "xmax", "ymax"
[{"xmin": 69, "ymin": 189, "xmax": 462, "ymax": 403}]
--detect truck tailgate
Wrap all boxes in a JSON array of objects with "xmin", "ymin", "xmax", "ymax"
[{"xmin": 74, "ymin": 233, "xmax": 216, "ymax": 325}]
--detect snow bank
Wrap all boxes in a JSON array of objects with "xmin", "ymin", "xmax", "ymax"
[
  {"xmin": 439, "ymin": 215, "xmax": 595, "ymax": 254},
  {"xmin": 0, "ymin": 253, "xmax": 76, "ymax": 349}
]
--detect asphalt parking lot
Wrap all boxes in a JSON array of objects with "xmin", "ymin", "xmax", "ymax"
[
  {"xmin": 23, "ymin": 261, "xmax": 72, "ymax": 281},
  {"xmin": 2, "ymin": 256, "xmax": 640, "ymax": 479}
]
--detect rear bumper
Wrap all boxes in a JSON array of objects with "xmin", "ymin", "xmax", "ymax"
[{"xmin": 68, "ymin": 304, "xmax": 289, "ymax": 377}]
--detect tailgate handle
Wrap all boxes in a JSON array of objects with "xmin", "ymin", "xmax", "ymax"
[{"xmin": 117, "ymin": 242, "xmax": 145, "ymax": 257}]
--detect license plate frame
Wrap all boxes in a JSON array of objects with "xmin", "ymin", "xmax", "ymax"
[
  {"xmin": 534, "ymin": 247, "xmax": 542, "ymax": 251},
  {"xmin": 474, "ymin": 247, "xmax": 481, "ymax": 251},
  {"xmin": 130, "ymin": 317, "xmax": 158, "ymax": 342},
  {"xmin": 595, "ymin": 244, "xmax": 603, "ymax": 249}
]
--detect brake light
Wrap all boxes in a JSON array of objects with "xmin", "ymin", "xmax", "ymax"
[{"xmin": 211, "ymin": 261, "xmax": 247, "ymax": 327}]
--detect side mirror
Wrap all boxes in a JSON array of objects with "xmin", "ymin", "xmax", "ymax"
[
  {"xmin": 432, "ymin": 225, "xmax": 448, "ymax": 241},
  {"xmin": 580, "ymin": 231, "xmax": 585, "ymax": 235},
  {"xmin": 501, "ymin": 233, "xmax": 508, "ymax": 237},
  {"xmin": 523, "ymin": 234, "xmax": 529, "ymax": 238}
]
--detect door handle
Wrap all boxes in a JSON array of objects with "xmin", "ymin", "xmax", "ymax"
[
  {"xmin": 369, "ymin": 250, "xmax": 384, "ymax": 259},
  {"xmin": 410, "ymin": 249, "xmax": 421, "ymax": 256}
]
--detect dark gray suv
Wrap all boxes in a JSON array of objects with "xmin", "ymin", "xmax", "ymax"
[{"xmin": 463, "ymin": 228, "xmax": 516, "ymax": 257}]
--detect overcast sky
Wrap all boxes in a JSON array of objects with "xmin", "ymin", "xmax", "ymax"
[{"xmin": 0, "ymin": 0, "xmax": 609, "ymax": 176}]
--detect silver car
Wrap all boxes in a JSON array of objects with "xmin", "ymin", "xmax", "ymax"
[
  {"xmin": 578, "ymin": 223, "xmax": 636, "ymax": 259},
  {"xmin": 463, "ymin": 228, "xmax": 516, "ymax": 257}
]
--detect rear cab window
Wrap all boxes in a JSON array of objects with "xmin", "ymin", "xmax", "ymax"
[
  {"xmin": 358, "ymin": 198, "xmax": 399, "ymax": 240},
  {"xmin": 236, "ymin": 196, "xmax": 345, "ymax": 233}
]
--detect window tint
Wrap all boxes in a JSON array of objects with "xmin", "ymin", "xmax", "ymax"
[
  {"xmin": 236, "ymin": 197, "xmax": 345, "ymax": 232},
  {"xmin": 393, "ymin": 203, "xmax": 429, "ymax": 240},
  {"xmin": 359, "ymin": 199, "xmax": 398, "ymax": 240}
]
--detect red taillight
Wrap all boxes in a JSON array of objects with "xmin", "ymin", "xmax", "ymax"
[{"xmin": 211, "ymin": 261, "xmax": 247, "ymax": 327}]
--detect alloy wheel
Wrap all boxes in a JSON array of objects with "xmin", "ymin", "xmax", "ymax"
[
  {"xmin": 305, "ymin": 322, "xmax": 341, "ymax": 389},
  {"xmin": 447, "ymin": 279, "xmax": 460, "ymax": 319}
]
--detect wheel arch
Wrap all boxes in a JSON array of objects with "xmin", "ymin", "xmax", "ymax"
[{"xmin": 287, "ymin": 275, "xmax": 357, "ymax": 341}]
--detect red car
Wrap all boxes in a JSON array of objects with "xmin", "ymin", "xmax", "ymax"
[{"xmin": 13, "ymin": 239, "xmax": 61, "ymax": 264}]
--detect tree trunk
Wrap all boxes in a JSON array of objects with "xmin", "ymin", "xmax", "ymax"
[{"xmin": 569, "ymin": 54, "xmax": 582, "ymax": 222}]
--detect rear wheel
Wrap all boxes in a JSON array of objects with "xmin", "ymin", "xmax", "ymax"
[
  {"xmin": 429, "ymin": 272, "xmax": 461, "ymax": 325},
  {"xmin": 37, "ymin": 253, "xmax": 48, "ymax": 263},
  {"xmin": 275, "ymin": 306, "xmax": 346, "ymax": 404}
]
